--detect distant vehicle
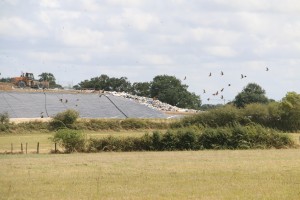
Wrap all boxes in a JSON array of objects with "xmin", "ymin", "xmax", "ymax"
[{"xmin": 11, "ymin": 72, "xmax": 49, "ymax": 89}]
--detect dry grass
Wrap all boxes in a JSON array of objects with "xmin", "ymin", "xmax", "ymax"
[{"xmin": 0, "ymin": 150, "xmax": 300, "ymax": 200}]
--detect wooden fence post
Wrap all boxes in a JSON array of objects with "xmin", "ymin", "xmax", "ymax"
[
  {"xmin": 37, "ymin": 142, "xmax": 39, "ymax": 154},
  {"xmin": 55, "ymin": 143, "xmax": 57, "ymax": 154},
  {"xmin": 26, "ymin": 143, "xmax": 28, "ymax": 154},
  {"xmin": 21, "ymin": 143, "xmax": 23, "ymax": 154}
]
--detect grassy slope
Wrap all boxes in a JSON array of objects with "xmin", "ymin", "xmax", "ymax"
[{"xmin": 0, "ymin": 150, "xmax": 300, "ymax": 200}]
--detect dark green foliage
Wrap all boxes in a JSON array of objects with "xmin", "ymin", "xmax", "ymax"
[
  {"xmin": 200, "ymin": 128, "xmax": 232, "ymax": 149},
  {"xmin": 38, "ymin": 72, "xmax": 59, "ymax": 88},
  {"xmin": 0, "ymin": 112, "xmax": 9, "ymax": 124},
  {"xmin": 173, "ymin": 91, "xmax": 300, "ymax": 132},
  {"xmin": 120, "ymin": 119, "xmax": 147, "ymax": 129},
  {"xmin": 49, "ymin": 120, "xmax": 67, "ymax": 130},
  {"xmin": 0, "ymin": 112, "xmax": 10, "ymax": 132},
  {"xmin": 0, "ymin": 124, "xmax": 9, "ymax": 132},
  {"xmin": 279, "ymin": 92, "xmax": 300, "ymax": 132},
  {"xmin": 233, "ymin": 83, "xmax": 269, "ymax": 108},
  {"xmin": 53, "ymin": 109, "xmax": 79, "ymax": 126},
  {"xmin": 87, "ymin": 125, "xmax": 294, "ymax": 152},
  {"xmin": 150, "ymin": 75, "xmax": 201, "ymax": 109},
  {"xmin": 51, "ymin": 129, "xmax": 86, "ymax": 153},
  {"xmin": 131, "ymin": 82, "xmax": 151, "ymax": 97},
  {"xmin": 179, "ymin": 105, "xmax": 242, "ymax": 128}
]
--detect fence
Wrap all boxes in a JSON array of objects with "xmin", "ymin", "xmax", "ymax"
[{"xmin": 1, "ymin": 142, "xmax": 59, "ymax": 154}]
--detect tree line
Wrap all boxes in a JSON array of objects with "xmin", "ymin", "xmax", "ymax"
[
  {"xmin": 73, "ymin": 74, "xmax": 202, "ymax": 110},
  {"xmin": 1, "ymin": 72, "xmax": 299, "ymax": 113}
]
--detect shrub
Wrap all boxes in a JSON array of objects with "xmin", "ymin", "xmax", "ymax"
[
  {"xmin": 51, "ymin": 129, "xmax": 86, "ymax": 153},
  {"xmin": 16, "ymin": 121, "xmax": 49, "ymax": 131},
  {"xmin": 49, "ymin": 120, "xmax": 67, "ymax": 131},
  {"xmin": 0, "ymin": 112, "xmax": 9, "ymax": 124},
  {"xmin": 120, "ymin": 118, "xmax": 147, "ymax": 129},
  {"xmin": 53, "ymin": 109, "xmax": 79, "ymax": 126},
  {"xmin": 0, "ymin": 124, "xmax": 9, "ymax": 132}
]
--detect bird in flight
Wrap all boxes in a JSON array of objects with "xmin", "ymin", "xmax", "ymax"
[
  {"xmin": 221, "ymin": 95, "xmax": 224, "ymax": 99},
  {"xmin": 266, "ymin": 67, "xmax": 269, "ymax": 71},
  {"xmin": 207, "ymin": 98, "xmax": 210, "ymax": 101},
  {"xmin": 221, "ymin": 71, "xmax": 224, "ymax": 76},
  {"xmin": 228, "ymin": 83, "xmax": 231, "ymax": 86},
  {"xmin": 209, "ymin": 72, "xmax": 212, "ymax": 77},
  {"xmin": 184, "ymin": 76, "xmax": 186, "ymax": 80},
  {"xmin": 221, "ymin": 88, "xmax": 224, "ymax": 92},
  {"xmin": 241, "ymin": 74, "xmax": 247, "ymax": 79},
  {"xmin": 203, "ymin": 89, "xmax": 206, "ymax": 94}
]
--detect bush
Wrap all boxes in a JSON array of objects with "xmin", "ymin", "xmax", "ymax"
[
  {"xmin": 0, "ymin": 112, "xmax": 9, "ymax": 124},
  {"xmin": 120, "ymin": 118, "xmax": 147, "ymax": 129},
  {"xmin": 53, "ymin": 109, "xmax": 79, "ymax": 126},
  {"xmin": 51, "ymin": 129, "xmax": 86, "ymax": 153},
  {"xmin": 0, "ymin": 124, "xmax": 9, "ymax": 132},
  {"xmin": 49, "ymin": 120, "xmax": 67, "ymax": 130}
]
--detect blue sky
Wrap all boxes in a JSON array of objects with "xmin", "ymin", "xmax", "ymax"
[{"xmin": 1, "ymin": 0, "xmax": 300, "ymax": 104}]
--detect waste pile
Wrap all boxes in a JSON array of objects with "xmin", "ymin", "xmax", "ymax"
[{"xmin": 107, "ymin": 91, "xmax": 199, "ymax": 113}]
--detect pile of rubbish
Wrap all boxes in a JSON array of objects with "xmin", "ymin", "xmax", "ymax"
[{"xmin": 107, "ymin": 91, "xmax": 199, "ymax": 113}]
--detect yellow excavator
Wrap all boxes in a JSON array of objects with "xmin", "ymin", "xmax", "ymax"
[{"xmin": 11, "ymin": 72, "xmax": 49, "ymax": 89}]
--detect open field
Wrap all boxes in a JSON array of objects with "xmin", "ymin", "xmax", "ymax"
[{"xmin": 0, "ymin": 150, "xmax": 300, "ymax": 200}]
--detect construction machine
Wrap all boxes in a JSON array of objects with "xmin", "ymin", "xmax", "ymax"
[{"xmin": 11, "ymin": 72, "xmax": 49, "ymax": 89}]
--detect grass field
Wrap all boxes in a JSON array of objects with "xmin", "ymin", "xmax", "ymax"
[{"xmin": 0, "ymin": 150, "xmax": 300, "ymax": 200}]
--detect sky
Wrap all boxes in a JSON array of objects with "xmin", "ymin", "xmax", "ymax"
[{"xmin": 0, "ymin": 0, "xmax": 300, "ymax": 104}]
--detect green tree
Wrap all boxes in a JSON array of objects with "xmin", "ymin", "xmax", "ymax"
[
  {"xmin": 108, "ymin": 77, "xmax": 131, "ymax": 92},
  {"xmin": 150, "ymin": 75, "xmax": 201, "ymax": 109},
  {"xmin": 38, "ymin": 72, "xmax": 62, "ymax": 88},
  {"xmin": 233, "ymin": 83, "xmax": 269, "ymax": 108},
  {"xmin": 77, "ymin": 74, "xmax": 131, "ymax": 91},
  {"xmin": 279, "ymin": 92, "xmax": 300, "ymax": 131},
  {"xmin": 131, "ymin": 82, "xmax": 151, "ymax": 97},
  {"xmin": 0, "ymin": 77, "xmax": 11, "ymax": 82}
]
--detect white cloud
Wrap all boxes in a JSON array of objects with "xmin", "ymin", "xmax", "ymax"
[
  {"xmin": 27, "ymin": 52, "xmax": 71, "ymax": 63},
  {"xmin": 39, "ymin": 0, "xmax": 60, "ymax": 8},
  {"xmin": 59, "ymin": 27, "xmax": 104, "ymax": 48},
  {"xmin": 204, "ymin": 46, "xmax": 237, "ymax": 58},
  {"xmin": 108, "ymin": 9, "xmax": 160, "ymax": 31},
  {"xmin": 143, "ymin": 54, "xmax": 174, "ymax": 65}
]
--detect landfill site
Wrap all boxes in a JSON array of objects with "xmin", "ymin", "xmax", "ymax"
[{"xmin": 0, "ymin": 83, "xmax": 198, "ymax": 120}]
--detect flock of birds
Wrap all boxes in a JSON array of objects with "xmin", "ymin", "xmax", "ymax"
[{"xmin": 185, "ymin": 67, "xmax": 270, "ymax": 103}]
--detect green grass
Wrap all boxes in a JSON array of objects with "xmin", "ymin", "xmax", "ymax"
[{"xmin": 0, "ymin": 150, "xmax": 300, "ymax": 200}]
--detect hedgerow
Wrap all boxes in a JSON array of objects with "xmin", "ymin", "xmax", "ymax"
[{"xmin": 87, "ymin": 124, "xmax": 295, "ymax": 152}]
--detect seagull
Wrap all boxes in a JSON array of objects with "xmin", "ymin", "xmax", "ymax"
[
  {"xmin": 216, "ymin": 91, "xmax": 219, "ymax": 95},
  {"xmin": 221, "ymin": 88, "xmax": 224, "ymax": 92},
  {"xmin": 241, "ymin": 74, "xmax": 247, "ymax": 79}
]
